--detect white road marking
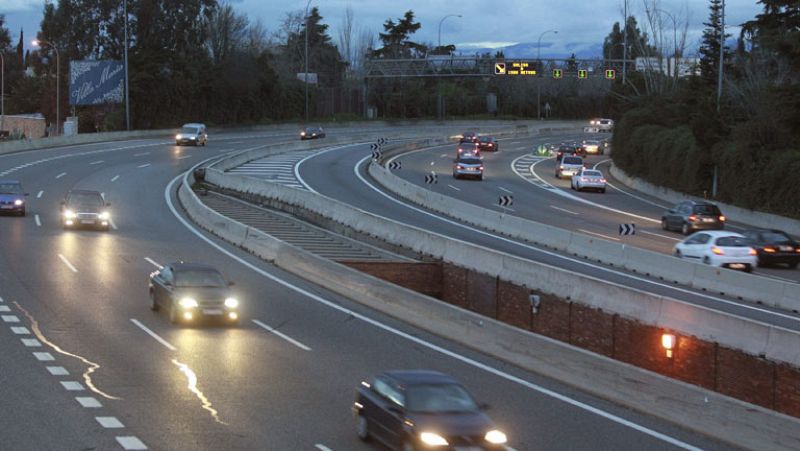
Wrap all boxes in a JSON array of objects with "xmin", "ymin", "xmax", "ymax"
[
  {"xmin": 252, "ymin": 319, "xmax": 312, "ymax": 351},
  {"xmin": 511, "ymin": 141, "xmax": 521, "ymax": 144},
  {"xmin": 0, "ymin": 305, "xmax": 9, "ymax": 312},
  {"xmin": 754, "ymin": 272, "xmax": 798, "ymax": 283},
  {"xmin": 33, "ymin": 352, "xmax": 55, "ymax": 361},
  {"xmin": 640, "ymin": 230, "xmax": 681, "ymax": 241},
  {"xmin": 21, "ymin": 338, "xmax": 42, "ymax": 347},
  {"xmin": 130, "ymin": 318, "xmax": 176, "ymax": 351},
  {"xmin": 430, "ymin": 161, "xmax": 435, "ymax": 166},
  {"xmin": 58, "ymin": 254, "xmax": 79, "ymax": 273},
  {"xmin": 116, "ymin": 436, "xmax": 148, "ymax": 450},
  {"xmin": 47, "ymin": 366, "xmax": 69, "ymax": 376},
  {"xmin": 111, "ymin": 175, "xmax": 120, "ymax": 182},
  {"xmin": 144, "ymin": 257, "xmax": 163, "ymax": 269},
  {"xmin": 447, "ymin": 184, "xmax": 461, "ymax": 191},
  {"xmin": 76, "ymin": 396, "xmax": 102, "ymax": 408},
  {"xmin": 579, "ymin": 229, "xmax": 621, "ymax": 241},
  {"xmin": 61, "ymin": 381, "xmax": 85, "ymax": 391},
  {"xmin": 168, "ymin": 167, "xmax": 705, "ymax": 450},
  {"xmin": 109, "ymin": 218, "xmax": 118, "ymax": 230},
  {"xmin": 498, "ymin": 186, "xmax": 513, "ymax": 194},
  {"xmin": 440, "ymin": 153, "xmax": 448, "ymax": 157},
  {"xmin": 11, "ymin": 326, "xmax": 30, "ymax": 334},
  {"xmin": 34, "ymin": 214, "xmax": 41, "ymax": 227},
  {"xmin": 89, "ymin": 160, "xmax": 104, "ymax": 165},
  {"xmin": 315, "ymin": 445, "xmax": 333, "ymax": 451},
  {"xmin": 96, "ymin": 416, "xmax": 124, "ymax": 428},
  {"xmin": 134, "ymin": 152, "xmax": 150, "ymax": 156},
  {"xmin": 137, "ymin": 163, "xmax": 151, "ymax": 168},
  {"xmin": 550, "ymin": 205, "xmax": 579, "ymax": 215},
  {"xmin": 593, "ymin": 160, "xmax": 670, "ymax": 209},
  {"xmin": 2, "ymin": 315, "xmax": 20, "ymax": 323},
  {"xmin": 498, "ymin": 206, "xmax": 516, "ymax": 212},
  {"xmin": 55, "ymin": 172, "xmax": 67, "ymax": 179},
  {"xmin": 178, "ymin": 155, "xmax": 193, "ymax": 160},
  {"xmin": 37, "ymin": 190, "xmax": 44, "ymax": 198}
]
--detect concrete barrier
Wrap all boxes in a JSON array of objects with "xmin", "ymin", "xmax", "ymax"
[
  {"xmin": 623, "ymin": 246, "xmax": 697, "ymax": 284},
  {"xmin": 181, "ymin": 163, "xmax": 800, "ymax": 451}
]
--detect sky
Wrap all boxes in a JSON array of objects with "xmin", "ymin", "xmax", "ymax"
[{"xmin": 2, "ymin": 0, "xmax": 764, "ymax": 57}]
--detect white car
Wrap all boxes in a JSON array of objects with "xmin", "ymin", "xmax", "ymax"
[
  {"xmin": 555, "ymin": 156, "xmax": 584, "ymax": 179},
  {"xmin": 571, "ymin": 169, "xmax": 607, "ymax": 193},
  {"xmin": 673, "ymin": 231, "xmax": 757, "ymax": 272},
  {"xmin": 176, "ymin": 123, "xmax": 207, "ymax": 146},
  {"xmin": 589, "ymin": 118, "xmax": 614, "ymax": 132}
]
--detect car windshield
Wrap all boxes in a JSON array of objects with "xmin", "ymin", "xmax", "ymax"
[
  {"xmin": 0, "ymin": 183, "xmax": 22, "ymax": 194},
  {"xmin": 67, "ymin": 193, "xmax": 104, "ymax": 207},
  {"xmin": 181, "ymin": 127, "xmax": 199, "ymax": 134},
  {"xmin": 458, "ymin": 158, "xmax": 482, "ymax": 165},
  {"xmin": 406, "ymin": 383, "xmax": 479, "ymax": 414},
  {"xmin": 694, "ymin": 205, "xmax": 721, "ymax": 215},
  {"xmin": 563, "ymin": 157, "xmax": 582, "ymax": 165},
  {"xmin": 761, "ymin": 232, "xmax": 792, "ymax": 243},
  {"xmin": 584, "ymin": 141, "xmax": 599, "ymax": 145},
  {"xmin": 174, "ymin": 270, "xmax": 227, "ymax": 288},
  {"xmin": 716, "ymin": 236, "xmax": 748, "ymax": 247},
  {"xmin": 479, "ymin": 137, "xmax": 495, "ymax": 142},
  {"xmin": 583, "ymin": 170, "xmax": 602, "ymax": 177}
]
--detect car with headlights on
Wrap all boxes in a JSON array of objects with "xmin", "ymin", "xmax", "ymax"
[
  {"xmin": 453, "ymin": 155, "xmax": 484, "ymax": 180},
  {"xmin": 300, "ymin": 126, "xmax": 326, "ymax": 140},
  {"xmin": 149, "ymin": 262, "xmax": 240, "ymax": 325},
  {"xmin": 589, "ymin": 118, "xmax": 614, "ymax": 132},
  {"xmin": 741, "ymin": 229, "xmax": 800, "ymax": 269},
  {"xmin": 581, "ymin": 139, "xmax": 604, "ymax": 155},
  {"xmin": 477, "ymin": 136, "xmax": 499, "ymax": 152},
  {"xmin": 0, "ymin": 180, "xmax": 28, "ymax": 216},
  {"xmin": 661, "ymin": 200, "xmax": 725, "ymax": 235},
  {"xmin": 353, "ymin": 370, "xmax": 508, "ymax": 451},
  {"xmin": 555, "ymin": 155, "xmax": 584, "ymax": 179},
  {"xmin": 461, "ymin": 131, "xmax": 479, "ymax": 143},
  {"xmin": 673, "ymin": 231, "xmax": 757, "ymax": 272},
  {"xmin": 571, "ymin": 168, "xmax": 607, "ymax": 192},
  {"xmin": 555, "ymin": 143, "xmax": 584, "ymax": 161},
  {"xmin": 60, "ymin": 190, "xmax": 111, "ymax": 230},
  {"xmin": 456, "ymin": 142, "xmax": 481, "ymax": 160},
  {"xmin": 175, "ymin": 123, "xmax": 207, "ymax": 146}
]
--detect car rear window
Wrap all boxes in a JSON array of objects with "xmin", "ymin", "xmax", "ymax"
[
  {"xmin": 583, "ymin": 170, "xmax": 602, "ymax": 177},
  {"xmin": 716, "ymin": 236, "xmax": 747, "ymax": 247},
  {"xmin": 761, "ymin": 231, "xmax": 792, "ymax": 243},
  {"xmin": 458, "ymin": 158, "xmax": 482, "ymax": 165},
  {"xmin": 563, "ymin": 157, "xmax": 582, "ymax": 165},
  {"xmin": 694, "ymin": 205, "xmax": 721, "ymax": 215}
]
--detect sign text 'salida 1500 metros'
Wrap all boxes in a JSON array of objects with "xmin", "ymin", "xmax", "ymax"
[{"xmin": 69, "ymin": 60, "xmax": 124, "ymax": 106}]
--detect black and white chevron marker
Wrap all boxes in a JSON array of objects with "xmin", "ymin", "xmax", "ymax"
[
  {"xmin": 388, "ymin": 161, "xmax": 402, "ymax": 170},
  {"xmin": 371, "ymin": 150, "xmax": 382, "ymax": 160},
  {"xmin": 425, "ymin": 173, "xmax": 438, "ymax": 184},
  {"xmin": 370, "ymin": 143, "xmax": 381, "ymax": 150},
  {"xmin": 619, "ymin": 223, "xmax": 636, "ymax": 236},
  {"xmin": 377, "ymin": 137, "xmax": 388, "ymax": 145},
  {"xmin": 499, "ymin": 195, "xmax": 514, "ymax": 207}
]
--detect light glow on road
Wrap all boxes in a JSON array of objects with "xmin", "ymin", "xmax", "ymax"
[{"xmin": 172, "ymin": 358, "xmax": 227, "ymax": 425}]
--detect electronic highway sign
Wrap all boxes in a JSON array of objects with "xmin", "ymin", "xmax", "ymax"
[{"xmin": 494, "ymin": 61, "xmax": 537, "ymax": 76}]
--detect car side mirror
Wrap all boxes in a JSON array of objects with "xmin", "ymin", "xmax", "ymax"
[{"xmin": 479, "ymin": 402, "xmax": 491, "ymax": 411}]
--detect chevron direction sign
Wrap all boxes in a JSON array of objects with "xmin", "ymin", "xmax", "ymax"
[
  {"xmin": 388, "ymin": 161, "xmax": 402, "ymax": 170},
  {"xmin": 619, "ymin": 223, "xmax": 636, "ymax": 236},
  {"xmin": 425, "ymin": 172, "xmax": 438, "ymax": 184},
  {"xmin": 499, "ymin": 195, "xmax": 514, "ymax": 207}
]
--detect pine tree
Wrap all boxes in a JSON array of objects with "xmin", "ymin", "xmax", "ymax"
[{"xmin": 699, "ymin": 0, "xmax": 730, "ymax": 87}]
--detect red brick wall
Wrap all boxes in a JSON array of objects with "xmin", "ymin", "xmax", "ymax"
[
  {"xmin": 776, "ymin": 364, "xmax": 800, "ymax": 417},
  {"xmin": 496, "ymin": 281, "xmax": 530, "ymax": 330},
  {"xmin": 531, "ymin": 294, "xmax": 571, "ymax": 343},
  {"xmin": 465, "ymin": 271, "xmax": 496, "ymax": 318},
  {"xmin": 716, "ymin": 347, "xmax": 775, "ymax": 409},
  {"xmin": 442, "ymin": 263, "xmax": 467, "ymax": 308},
  {"xmin": 340, "ymin": 261, "xmax": 442, "ymax": 298},
  {"xmin": 570, "ymin": 305, "xmax": 614, "ymax": 357}
]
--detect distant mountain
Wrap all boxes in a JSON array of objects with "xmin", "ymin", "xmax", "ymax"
[{"xmin": 455, "ymin": 41, "xmax": 605, "ymax": 59}]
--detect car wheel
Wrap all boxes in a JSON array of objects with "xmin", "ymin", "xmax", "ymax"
[
  {"xmin": 355, "ymin": 414, "xmax": 370, "ymax": 442},
  {"xmin": 555, "ymin": 173, "xmax": 560, "ymax": 179},
  {"xmin": 789, "ymin": 262, "xmax": 798, "ymax": 270},
  {"xmin": 674, "ymin": 249, "xmax": 682, "ymax": 258},
  {"xmin": 169, "ymin": 302, "xmax": 180, "ymax": 324},
  {"xmin": 600, "ymin": 188, "xmax": 606, "ymax": 193},
  {"xmin": 150, "ymin": 291, "xmax": 160, "ymax": 312},
  {"xmin": 661, "ymin": 218, "xmax": 668, "ymax": 231},
  {"xmin": 744, "ymin": 265, "xmax": 753, "ymax": 273},
  {"xmin": 175, "ymin": 142, "xmax": 180, "ymax": 146},
  {"xmin": 681, "ymin": 223, "xmax": 691, "ymax": 235},
  {"xmin": 19, "ymin": 208, "xmax": 26, "ymax": 217},
  {"xmin": 478, "ymin": 175, "xmax": 483, "ymax": 181},
  {"xmin": 202, "ymin": 141, "xmax": 206, "ymax": 146},
  {"xmin": 703, "ymin": 256, "xmax": 711, "ymax": 265}
]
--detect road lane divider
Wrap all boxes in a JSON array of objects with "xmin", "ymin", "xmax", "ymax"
[
  {"xmin": 252, "ymin": 319, "xmax": 312, "ymax": 351},
  {"xmin": 130, "ymin": 318, "xmax": 177, "ymax": 351},
  {"xmin": 58, "ymin": 254, "xmax": 78, "ymax": 272}
]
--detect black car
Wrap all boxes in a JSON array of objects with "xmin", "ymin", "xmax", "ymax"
[
  {"xmin": 456, "ymin": 142, "xmax": 481, "ymax": 160},
  {"xmin": 477, "ymin": 136, "xmax": 499, "ymax": 152},
  {"xmin": 0, "ymin": 180, "xmax": 28, "ymax": 216},
  {"xmin": 661, "ymin": 200, "xmax": 725, "ymax": 235},
  {"xmin": 556, "ymin": 144, "xmax": 583, "ymax": 161},
  {"xmin": 353, "ymin": 370, "xmax": 508, "ymax": 450},
  {"xmin": 149, "ymin": 262, "xmax": 240, "ymax": 325},
  {"xmin": 461, "ymin": 131, "xmax": 479, "ymax": 143},
  {"xmin": 741, "ymin": 229, "xmax": 800, "ymax": 269},
  {"xmin": 300, "ymin": 126, "xmax": 325, "ymax": 140},
  {"xmin": 60, "ymin": 190, "xmax": 111, "ymax": 230}
]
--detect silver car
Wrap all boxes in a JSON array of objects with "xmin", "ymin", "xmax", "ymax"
[
  {"xmin": 581, "ymin": 139, "xmax": 603, "ymax": 155},
  {"xmin": 60, "ymin": 190, "xmax": 111, "ymax": 230},
  {"xmin": 556, "ymin": 156, "xmax": 584, "ymax": 179},
  {"xmin": 571, "ymin": 169, "xmax": 607, "ymax": 193},
  {"xmin": 453, "ymin": 155, "xmax": 484, "ymax": 180},
  {"xmin": 176, "ymin": 123, "xmax": 207, "ymax": 146}
]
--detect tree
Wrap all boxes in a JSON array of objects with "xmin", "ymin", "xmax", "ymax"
[
  {"xmin": 208, "ymin": 3, "xmax": 249, "ymax": 65},
  {"xmin": 699, "ymin": 0, "xmax": 730, "ymax": 87},
  {"xmin": 743, "ymin": 0, "xmax": 800, "ymax": 76},
  {"xmin": 373, "ymin": 11, "xmax": 426, "ymax": 59}
]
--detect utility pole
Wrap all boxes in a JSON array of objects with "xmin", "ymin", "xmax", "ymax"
[
  {"xmin": 304, "ymin": 0, "xmax": 312, "ymax": 123},
  {"xmin": 0, "ymin": 52, "xmax": 5, "ymax": 133},
  {"xmin": 436, "ymin": 14, "xmax": 461, "ymax": 120},
  {"xmin": 536, "ymin": 29, "xmax": 557, "ymax": 120},
  {"xmin": 124, "ymin": 0, "xmax": 130, "ymax": 130},
  {"xmin": 622, "ymin": 0, "xmax": 628, "ymax": 85},
  {"xmin": 716, "ymin": 0, "xmax": 725, "ymax": 112}
]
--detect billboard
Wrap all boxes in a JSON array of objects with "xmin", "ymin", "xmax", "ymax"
[{"xmin": 69, "ymin": 60, "xmax": 124, "ymax": 106}]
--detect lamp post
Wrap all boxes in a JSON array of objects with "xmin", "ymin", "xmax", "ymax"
[
  {"xmin": 124, "ymin": 0, "xmax": 130, "ymax": 131},
  {"xmin": 654, "ymin": 9, "xmax": 678, "ymax": 79},
  {"xmin": 1, "ymin": 52, "xmax": 5, "ymax": 133},
  {"xmin": 32, "ymin": 39, "xmax": 60, "ymax": 136},
  {"xmin": 622, "ymin": 0, "xmax": 628, "ymax": 84},
  {"xmin": 304, "ymin": 0, "xmax": 313, "ymax": 123},
  {"xmin": 537, "ymin": 29, "xmax": 557, "ymax": 120},
  {"xmin": 717, "ymin": 0, "xmax": 725, "ymax": 113},
  {"xmin": 437, "ymin": 14, "xmax": 461, "ymax": 120}
]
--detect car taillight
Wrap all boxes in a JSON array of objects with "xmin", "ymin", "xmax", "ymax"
[
  {"xmin": 711, "ymin": 247, "xmax": 724, "ymax": 255},
  {"xmin": 763, "ymin": 247, "xmax": 776, "ymax": 253},
  {"xmin": 600, "ymin": 178, "xmax": 607, "ymax": 183},
  {"xmin": 796, "ymin": 247, "xmax": 800, "ymax": 253},
  {"xmin": 457, "ymin": 165, "xmax": 464, "ymax": 169},
  {"xmin": 688, "ymin": 215, "xmax": 697, "ymax": 222},
  {"xmin": 581, "ymin": 177, "xmax": 588, "ymax": 182},
  {"xmin": 719, "ymin": 215, "xmax": 726, "ymax": 222},
  {"xmin": 749, "ymin": 248, "xmax": 757, "ymax": 256},
  {"xmin": 479, "ymin": 166, "xmax": 484, "ymax": 170}
]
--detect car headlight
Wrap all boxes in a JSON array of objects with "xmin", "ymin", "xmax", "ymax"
[
  {"xmin": 99, "ymin": 211, "xmax": 110, "ymax": 220},
  {"xmin": 485, "ymin": 429, "xmax": 507, "ymax": 444},
  {"xmin": 419, "ymin": 432, "xmax": 448, "ymax": 446},
  {"xmin": 300, "ymin": 131, "xmax": 306, "ymax": 136},
  {"xmin": 224, "ymin": 297, "xmax": 239, "ymax": 308},
  {"xmin": 14, "ymin": 199, "xmax": 23, "ymax": 206},
  {"xmin": 179, "ymin": 297, "xmax": 198, "ymax": 308},
  {"xmin": 64, "ymin": 209, "xmax": 76, "ymax": 219}
]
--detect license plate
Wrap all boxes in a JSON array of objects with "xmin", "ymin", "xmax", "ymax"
[
  {"xmin": 203, "ymin": 309, "xmax": 223, "ymax": 315},
  {"xmin": 0, "ymin": 205, "xmax": 12, "ymax": 209},
  {"xmin": 703, "ymin": 218, "xmax": 714, "ymax": 222},
  {"xmin": 80, "ymin": 219, "xmax": 95, "ymax": 224},
  {"xmin": 729, "ymin": 263, "xmax": 745, "ymax": 269},
  {"xmin": 780, "ymin": 245, "xmax": 793, "ymax": 251}
]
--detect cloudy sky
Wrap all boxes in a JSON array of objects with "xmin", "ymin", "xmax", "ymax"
[{"xmin": 3, "ymin": 0, "xmax": 762, "ymax": 56}]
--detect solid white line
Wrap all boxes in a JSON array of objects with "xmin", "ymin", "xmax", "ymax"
[
  {"xmin": 2, "ymin": 315, "xmax": 20, "ymax": 323},
  {"xmin": 315, "ymin": 445, "xmax": 333, "ymax": 451},
  {"xmin": 498, "ymin": 186, "xmax": 513, "ymax": 194},
  {"xmin": 33, "ymin": 352, "xmax": 55, "ymax": 361},
  {"xmin": 11, "ymin": 326, "xmax": 30, "ymax": 334},
  {"xmin": 134, "ymin": 152, "xmax": 150, "ymax": 156},
  {"xmin": 137, "ymin": 163, "xmax": 151, "ymax": 168},
  {"xmin": 447, "ymin": 184, "xmax": 461, "ymax": 191},
  {"xmin": 177, "ymin": 155, "xmax": 193, "ymax": 160},
  {"xmin": 55, "ymin": 172, "xmax": 67, "ymax": 179},
  {"xmin": 76, "ymin": 396, "xmax": 102, "ymax": 408},
  {"xmin": 34, "ymin": 214, "xmax": 41, "ymax": 226},
  {"xmin": 47, "ymin": 366, "xmax": 69, "ymax": 376},
  {"xmin": 130, "ymin": 318, "xmax": 177, "ymax": 351},
  {"xmin": 58, "ymin": 254, "xmax": 78, "ymax": 273},
  {"xmin": 0, "ymin": 305, "xmax": 9, "ymax": 312},
  {"xmin": 37, "ymin": 190, "xmax": 44, "ymax": 198},
  {"xmin": 144, "ymin": 257, "xmax": 162, "ymax": 269},
  {"xmin": 96, "ymin": 416, "xmax": 124, "ymax": 429},
  {"xmin": 89, "ymin": 160, "xmax": 104, "ymax": 165},
  {"xmin": 550, "ymin": 205, "xmax": 579, "ymax": 215},
  {"xmin": 111, "ymin": 175, "xmax": 120, "ymax": 182},
  {"xmin": 640, "ymin": 230, "xmax": 681, "ymax": 241},
  {"xmin": 61, "ymin": 381, "xmax": 85, "ymax": 391},
  {"xmin": 21, "ymin": 338, "xmax": 42, "ymax": 347},
  {"xmin": 440, "ymin": 153, "xmax": 448, "ymax": 157},
  {"xmin": 579, "ymin": 229, "xmax": 621, "ymax": 241},
  {"xmin": 252, "ymin": 319, "xmax": 312, "ymax": 351}
]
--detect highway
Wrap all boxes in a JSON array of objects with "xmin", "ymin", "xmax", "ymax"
[{"xmin": 0, "ymin": 130, "xmax": 732, "ymax": 450}]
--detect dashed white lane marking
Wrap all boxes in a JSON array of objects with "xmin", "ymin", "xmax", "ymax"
[
  {"xmin": 11, "ymin": 326, "xmax": 30, "ymax": 334},
  {"xmin": 76, "ymin": 396, "xmax": 102, "ymax": 408},
  {"xmin": 96, "ymin": 416, "xmax": 124, "ymax": 429},
  {"xmin": 315, "ymin": 445, "xmax": 333, "ymax": 451},
  {"xmin": 440, "ymin": 153, "xmax": 448, "ymax": 157},
  {"xmin": 2, "ymin": 315, "xmax": 20, "ymax": 323},
  {"xmin": 498, "ymin": 186, "xmax": 513, "ymax": 194},
  {"xmin": 21, "ymin": 338, "xmax": 42, "ymax": 347},
  {"xmin": 109, "ymin": 218, "xmax": 118, "ymax": 230},
  {"xmin": 37, "ymin": 190, "xmax": 44, "ymax": 198},
  {"xmin": 579, "ymin": 228, "xmax": 621, "ymax": 242},
  {"xmin": 130, "ymin": 318, "xmax": 176, "ymax": 351},
  {"xmin": 111, "ymin": 175, "xmax": 120, "ymax": 182},
  {"xmin": 35, "ymin": 214, "xmax": 41, "ymax": 227},
  {"xmin": 134, "ymin": 152, "xmax": 150, "ymax": 156},
  {"xmin": 430, "ymin": 161, "xmax": 435, "ymax": 166},
  {"xmin": 447, "ymin": 184, "xmax": 461, "ymax": 191},
  {"xmin": 89, "ymin": 160, "xmax": 104, "ymax": 165},
  {"xmin": 550, "ymin": 205, "xmax": 579, "ymax": 215},
  {"xmin": 0, "ymin": 305, "xmax": 9, "ymax": 312},
  {"xmin": 116, "ymin": 436, "xmax": 148, "ymax": 450},
  {"xmin": 47, "ymin": 366, "xmax": 69, "ymax": 376},
  {"xmin": 55, "ymin": 172, "xmax": 67, "ymax": 179},
  {"xmin": 639, "ymin": 230, "xmax": 681, "ymax": 241},
  {"xmin": 177, "ymin": 155, "xmax": 193, "ymax": 160},
  {"xmin": 33, "ymin": 352, "xmax": 55, "ymax": 361},
  {"xmin": 61, "ymin": 381, "xmax": 85, "ymax": 391},
  {"xmin": 252, "ymin": 319, "xmax": 312, "ymax": 351},
  {"xmin": 144, "ymin": 257, "xmax": 162, "ymax": 269},
  {"xmin": 498, "ymin": 206, "xmax": 516, "ymax": 213},
  {"xmin": 137, "ymin": 163, "xmax": 151, "ymax": 168},
  {"xmin": 511, "ymin": 141, "xmax": 521, "ymax": 144},
  {"xmin": 58, "ymin": 254, "xmax": 79, "ymax": 273}
]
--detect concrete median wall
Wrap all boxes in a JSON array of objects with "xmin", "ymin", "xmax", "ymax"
[{"xmin": 180, "ymin": 164, "xmax": 800, "ymax": 451}]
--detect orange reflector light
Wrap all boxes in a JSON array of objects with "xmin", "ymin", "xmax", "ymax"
[
  {"xmin": 711, "ymin": 247, "xmax": 724, "ymax": 255},
  {"xmin": 749, "ymin": 249, "xmax": 757, "ymax": 256}
]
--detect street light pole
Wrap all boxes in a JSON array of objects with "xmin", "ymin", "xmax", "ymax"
[
  {"xmin": 304, "ymin": 0, "xmax": 312, "ymax": 123},
  {"xmin": 622, "ymin": 0, "xmax": 628, "ymax": 85},
  {"xmin": 537, "ymin": 29, "xmax": 557, "ymax": 120},
  {"xmin": 33, "ymin": 39, "xmax": 60, "ymax": 136},
  {"xmin": 1, "ymin": 52, "xmax": 5, "ymax": 133},
  {"xmin": 124, "ymin": 0, "xmax": 130, "ymax": 131},
  {"xmin": 716, "ymin": 0, "xmax": 725, "ymax": 112},
  {"xmin": 437, "ymin": 14, "xmax": 461, "ymax": 120},
  {"xmin": 655, "ymin": 9, "xmax": 678, "ymax": 80}
]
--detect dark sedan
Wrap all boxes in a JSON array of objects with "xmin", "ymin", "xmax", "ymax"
[
  {"xmin": 661, "ymin": 200, "xmax": 725, "ymax": 235},
  {"xmin": 300, "ymin": 126, "xmax": 326, "ymax": 140},
  {"xmin": 556, "ymin": 144, "xmax": 583, "ymax": 161},
  {"xmin": 353, "ymin": 370, "xmax": 508, "ymax": 450},
  {"xmin": 0, "ymin": 180, "xmax": 28, "ymax": 216},
  {"xmin": 461, "ymin": 131, "xmax": 479, "ymax": 143},
  {"xmin": 477, "ymin": 136, "xmax": 499, "ymax": 152},
  {"xmin": 149, "ymin": 262, "xmax": 240, "ymax": 325},
  {"xmin": 456, "ymin": 142, "xmax": 481, "ymax": 160},
  {"xmin": 742, "ymin": 229, "xmax": 800, "ymax": 269},
  {"xmin": 60, "ymin": 190, "xmax": 111, "ymax": 230}
]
